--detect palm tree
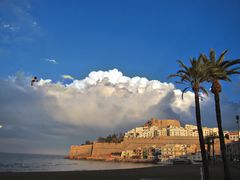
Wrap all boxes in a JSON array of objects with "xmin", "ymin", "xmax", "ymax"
[
  {"xmin": 169, "ymin": 56, "xmax": 210, "ymax": 180},
  {"xmin": 205, "ymin": 134, "xmax": 218, "ymax": 161},
  {"xmin": 205, "ymin": 136, "xmax": 212, "ymax": 160},
  {"xmin": 201, "ymin": 49, "xmax": 240, "ymax": 180}
]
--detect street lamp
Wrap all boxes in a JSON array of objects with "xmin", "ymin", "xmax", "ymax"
[
  {"xmin": 236, "ymin": 115, "xmax": 240, "ymax": 161},
  {"xmin": 211, "ymin": 136, "xmax": 215, "ymax": 162},
  {"xmin": 236, "ymin": 115, "xmax": 240, "ymax": 141}
]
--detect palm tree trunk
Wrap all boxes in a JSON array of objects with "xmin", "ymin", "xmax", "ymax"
[
  {"xmin": 212, "ymin": 138, "xmax": 215, "ymax": 161},
  {"xmin": 195, "ymin": 91, "xmax": 210, "ymax": 180},
  {"xmin": 214, "ymin": 92, "xmax": 231, "ymax": 180},
  {"xmin": 207, "ymin": 141, "xmax": 211, "ymax": 160}
]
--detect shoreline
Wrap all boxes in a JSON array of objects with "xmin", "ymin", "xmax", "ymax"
[
  {"xmin": 0, "ymin": 163, "xmax": 239, "ymax": 180},
  {"xmin": 69, "ymin": 156, "xmax": 159, "ymax": 163}
]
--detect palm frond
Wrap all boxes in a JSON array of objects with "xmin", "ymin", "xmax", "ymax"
[
  {"xmin": 182, "ymin": 87, "xmax": 190, "ymax": 100},
  {"xmin": 216, "ymin": 49, "xmax": 228, "ymax": 64},
  {"xmin": 177, "ymin": 60, "xmax": 189, "ymax": 71},
  {"xmin": 200, "ymin": 54, "xmax": 209, "ymax": 64},
  {"xmin": 226, "ymin": 70, "xmax": 240, "ymax": 75},
  {"xmin": 224, "ymin": 76, "xmax": 232, "ymax": 81},
  {"xmin": 169, "ymin": 56, "xmax": 208, "ymax": 95},
  {"xmin": 220, "ymin": 61, "xmax": 229, "ymax": 67},
  {"xmin": 210, "ymin": 49, "xmax": 216, "ymax": 63},
  {"xmin": 228, "ymin": 66, "xmax": 240, "ymax": 71},
  {"xmin": 199, "ymin": 86, "xmax": 209, "ymax": 96},
  {"xmin": 175, "ymin": 81, "xmax": 189, "ymax": 86},
  {"xmin": 177, "ymin": 70, "xmax": 189, "ymax": 75},
  {"xmin": 201, "ymin": 49, "xmax": 240, "ymax": 84},
  {"xmin": 222, "ymin": 59, "xmax": 240, "ymax": 69},
  {"xmin": 180, "ymin": 75, "xmax": 191, "ymax": 83}
]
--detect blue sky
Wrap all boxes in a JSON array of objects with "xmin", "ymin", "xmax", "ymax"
[
  {"xmin": 1, "ymin": 0, "xmax": 240, "ymax": 83},
  {"xmin": 0, "ymin": 0, "xmax": 240, "ymax": 154}
]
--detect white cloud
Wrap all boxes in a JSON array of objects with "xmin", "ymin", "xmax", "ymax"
[
  {"xmin": 45, "ymin": 58, "xmax": 58, "ymax": 64},
  {"xmin": 3, "ymin": 24, "xmax": 10, "ymax": 28},
  {"xmin": 61, "ymin": 75, "xmax": 74, "ymax": 80},
  {"xmin": 0, "ymin": 69, "xmax": 239, "ymax": 154},
  {"xmin": 37, "ymin": 79, "xmax": 52, "ymax": 86},
  {"xmin": 3, "ymin": 24, "xmax": 16, "ymax": 31}
]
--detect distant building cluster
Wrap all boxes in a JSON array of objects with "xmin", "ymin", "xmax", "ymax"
[
  {"xmin": 124, "ymin": 119, "xmax": 220, "ymax": 138},
  {"xmin": 120, "ymin": 143, "xmax": 201, "ymax": 162}
]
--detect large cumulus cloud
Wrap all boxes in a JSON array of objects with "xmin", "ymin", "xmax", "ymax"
[{"xmin": 0, "ymin": 69, "xmax": 239, "ymax": 154}]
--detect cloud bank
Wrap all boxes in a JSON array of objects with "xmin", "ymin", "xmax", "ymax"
[{"xmin": 0, "ymin": 69, "xmax": 239, "ymax": 154}]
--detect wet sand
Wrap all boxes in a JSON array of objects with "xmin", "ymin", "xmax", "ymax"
[{"xmin": 0, "ymin": 164, "xmax": 239, "ymax": 180}]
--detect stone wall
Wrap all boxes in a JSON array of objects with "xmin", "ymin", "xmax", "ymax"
[
  {"xmin": 91, "ymin": 142, "xmax": 124, "ymax": 157},
  {"xmin": 69, "ymin": 144, "xmax": 93, "ymax": 159},
  {"xmin": 69, "ymin": 136, "xmax": 227, "ymax": 158}
]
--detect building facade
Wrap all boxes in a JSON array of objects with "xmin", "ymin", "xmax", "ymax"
[{"xmin": 124, "ymin": 119, "xmax": 220, "ymax": 139}]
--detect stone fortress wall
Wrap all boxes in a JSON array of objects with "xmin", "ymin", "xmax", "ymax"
[
  {"xmin": 69, "ymin": 144, "xmax": 93, "ymax": 159},
  {"xmin": 69, "ymin": 136, "xmax": 203, "ymax": 159},
  {"xmin": 69, "ymin": 136, "xmax": 229, "ymax": 159}
]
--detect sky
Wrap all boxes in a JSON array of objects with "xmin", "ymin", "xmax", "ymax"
[{"xmin": 0, "ymin": 0, "xmax": 240, "ymax": 155}]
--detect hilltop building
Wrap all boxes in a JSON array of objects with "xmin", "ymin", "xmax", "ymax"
[
  {"xmin": 144, "ymin": 118, "xmax": 180, "ymax": 128},
  {"xmin": 124, "ymin": 118, "xmax": 219, "ymax": 139}
]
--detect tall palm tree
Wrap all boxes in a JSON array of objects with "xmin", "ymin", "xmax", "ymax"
[
  {"xmin": 205, "ymin": 134, "xmax": 218, "ymax": 161},
  {"xmin": 205, "ymin": 136, "xmax": 212, "ymax": 160},
  {"xmin": 169, "ymin": 56, "xmax": 210, "ymax": 180},
  {"xmin": 201, "ymin": 49, "xmax": 240, "ymax": 180}
]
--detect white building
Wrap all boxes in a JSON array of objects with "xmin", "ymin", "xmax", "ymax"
[
  {"xmin": 157, "ymin": 128, "xmax": 167, "ymax": 136},
  {"xmin": 185, "ymin": 124, "xmax": 197, "ymax": 130},
  {"xmin": 228, "ymin": 131, "xmax": 240, "ymax": 142},
  {"xmin": 124, "ymin": 122, "xmax": 221, "ymax": 139},
  {"xmin": 167, "ymin": 126, "xmax": 188, "ymax": 136}
]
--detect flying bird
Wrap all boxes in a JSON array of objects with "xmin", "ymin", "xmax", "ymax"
[{"xmin": 31, "ymin": 76, "xmax": 39, "ymax": 86}]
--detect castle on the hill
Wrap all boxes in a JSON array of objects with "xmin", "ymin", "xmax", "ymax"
[
  {"xmin": 69, "ymin": 118, "xmax": 236, "ymax": 162},
  {"xmin": 124, "ymin": 118, "xmax": 221, "ymax": 139}
]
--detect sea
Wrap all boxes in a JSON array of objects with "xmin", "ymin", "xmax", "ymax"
[{"xmin": 0, "ymin": 152, "xmax": 155, "ymax": 172}]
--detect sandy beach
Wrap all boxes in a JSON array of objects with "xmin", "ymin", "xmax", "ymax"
[{"xmin": 0, "ymin": 163, "xmax": 239, "ymax": 180}]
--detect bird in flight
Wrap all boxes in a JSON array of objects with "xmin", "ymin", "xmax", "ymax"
[{"xmin": 31, "ymin": 76, "xmax": 39, "ymax": 86}]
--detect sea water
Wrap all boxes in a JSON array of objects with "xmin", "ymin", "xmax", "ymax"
[{"xmin": 0, "ymin": 152, "xmax": 154, "ymax": 172}]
